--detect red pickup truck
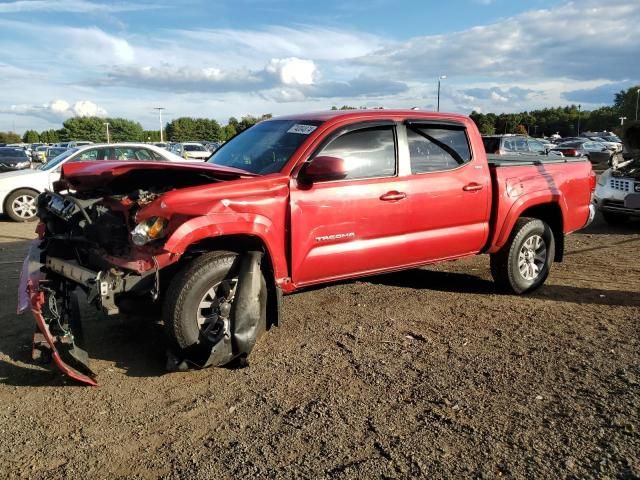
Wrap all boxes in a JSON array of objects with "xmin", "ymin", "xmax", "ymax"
[{"xmin": 19, "ymin": 110, "xmax": 596, "ymax": 385}]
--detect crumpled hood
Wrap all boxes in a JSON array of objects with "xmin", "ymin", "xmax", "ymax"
[
  {"xmin": 612, "ymin": 159, "xmax": 640, "ymax": 180},
  {"xmin": 60, "ymin": 160, "xmax": 256, "ymax": 192}
]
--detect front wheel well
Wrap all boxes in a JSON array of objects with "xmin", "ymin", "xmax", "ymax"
[
  {"xmin": 179, "ymin": 234, "xmax": 280, "ymax": 328},
  {"xmin": 519, "ymin": 203, "xmax": 564, "ymax": 262}
]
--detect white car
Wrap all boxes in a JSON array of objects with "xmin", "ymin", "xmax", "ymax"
[
  {"xmin": 0, "ymin": 143, "xmax": 187, "ymax": 222},
  {"xmin": 587, "ymin": 137, "xmax": 622, "ymax": 153},
  {"xmin": 594, "ymin": 159, "xmax": 640, "ymax": 225},
  {"xmin": 179, "ymin": 142, "xmax": 211, "ymax": 161}
]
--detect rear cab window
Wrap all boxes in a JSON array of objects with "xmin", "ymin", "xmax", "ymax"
[{"xmin": 406, "ymin": 122, "xmax": 471, "ymax": 174}]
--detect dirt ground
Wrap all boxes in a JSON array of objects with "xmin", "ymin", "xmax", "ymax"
[{"xmin": 0, "ymin": 214, "xmax": 638, "ymax": 479}]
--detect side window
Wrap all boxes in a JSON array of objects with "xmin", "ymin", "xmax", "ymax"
[
  {"xmin": 77, "ymin": 148, "xmax": 99, "ymax": 161},
  {"xmin": 528, "ymin": 139, "xmax": 545, "ymax": 153},
  {"xmin": 133, "ymin": 148, "xmax": 155, "ymax": 160},
  {"xmin": 513, "ymin": 138, "xmax": 528, "ymax": 152},
  {"xmin": 407, "ymin": 126, "xmax": 471, "ymax": 173},
  {"xmin": 114, "ymin": 148, "xmax": 136, "ymax": 161},
  {"xmin": 315, "ymin": 126, "xmax": 396, "ymax": 180}
]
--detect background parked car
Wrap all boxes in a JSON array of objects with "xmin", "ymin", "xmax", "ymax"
[
  {"xmin": 32, "ymin": 145, "xmax": 49, "ymax": 163},
  {"xmin": 0, "ymin": 147, "xmax": 32, "ymax": 173},
  {"xmin": 180, "ymin": 142, "xmax": 211, "ymax": 160},
  {"xmin": 44, "ymin": 147, "xmax": 68, "ymax": 163},
  {"xmin": 549, "ymin": 140, "xmax": 611, "ymax": 168},
  {"xmin": 481, "ymin": 135, "xmax": 562, "ymax": 156},
  {"xmin": 0, "ymin": 143, "xmax": 186, "ymax": 222}
]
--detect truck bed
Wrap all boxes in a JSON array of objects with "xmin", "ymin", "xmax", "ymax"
[{"xmin": 487, "ymin": 154, "xmax": 589, "ymax": 167}]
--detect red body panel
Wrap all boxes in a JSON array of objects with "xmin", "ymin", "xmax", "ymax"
[{"xmin": 59, "ymin": 110, "xmax": 594, "ymax": 291}]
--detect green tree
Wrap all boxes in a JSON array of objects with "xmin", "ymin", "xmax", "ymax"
[
  {"xmin": 143, "ymin": 130, "xmax": 161, "ymax": 142},
  {"xmin": 221, "ymin": 124, "xmax": 237, "ymax": 141},
  {"xmin": 0, "ymin": 131, "xmax": 22, "ymax": 143},
  {"xmin": 614, "ymin": 85, "xmax": 640, "ymax": 122},
  {"xmin": 59, "ymin": 116, "xmax": 107, "ymax": 142},
  {"xmin": 57, "ymin": 116, "xmax": 143, "ymax": 142},
  {"xmin": 22, "ymin": 130, "xmax": 40, "ymax": 143},
  {"xmin": 107, "ymin": 118, "xmax": 144, "ymax": 143},
  {"xmin": 39, "ymin": 129, "xmax": 60, "ymax": 144}
]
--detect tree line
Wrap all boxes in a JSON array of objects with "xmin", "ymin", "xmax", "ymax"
[
  {"xmin": 470, "ymin": 85, "xmax": 640, "ymax": 137},
  {"xmin": 1, "ymin": 113, "xmax": 273, "ymax": 145},
  {"xmin": 2, "ymin": 85, "xmax": 638, "ymax": 144}
]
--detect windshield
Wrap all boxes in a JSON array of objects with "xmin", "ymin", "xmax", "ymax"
[
  {"xmin": 0, "ymin": 149, "xmax": 28, "ymax": 158},
  {"xmin": 208, "ymin": 120, "xmax": 323, "ymax": 174},
  {"xmin": 39, "ymin": 148, "xmax": 79, "ymax": 170},
  {"xmin": 184, "ymin": 144, "xmax": 206, "ymax": 152}
]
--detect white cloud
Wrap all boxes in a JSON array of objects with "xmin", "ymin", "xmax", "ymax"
[
  {"xmin": 1, "ymin": 99, "xmax": 107, "ymax": 122},
  {"xmin": 0, "ymin": 0, "xmax": 639, "ymax": 130},
  {"xmin": 265, "ymin": 58, "xmax": 316, "ymax": 86},
  {"xmin": 356, "ymin": 1, "xmax": 640, "ymax": 82},
  {"xmin": 0, "ymin": 0, "xmax": 162, "ymax": 13}
]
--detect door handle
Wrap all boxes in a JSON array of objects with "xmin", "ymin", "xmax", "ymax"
[
  {"xmin": 380, "ymin": 191, "xmax": 407, "ymax": 201},
  {"xmin": 462, "ymin": 183, "xmax": 484, "ymax": 192}
]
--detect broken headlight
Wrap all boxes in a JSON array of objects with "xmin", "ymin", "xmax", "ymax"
[{"xmin": 131, "ymin": 217, "xmax": 168, "ymax": 246}]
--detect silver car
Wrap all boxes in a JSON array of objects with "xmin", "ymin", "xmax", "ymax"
[{"xmin": 594, "ymin": 159, "xmax": 640, "ymax": 224}]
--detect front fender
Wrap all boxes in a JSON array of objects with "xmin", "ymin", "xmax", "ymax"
[{"xmin": 162, "ymin": 213, "xmax": 289, "ymax": 283}]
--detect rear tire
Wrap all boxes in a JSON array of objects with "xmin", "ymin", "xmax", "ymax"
[
  {"xmin": 5, "ymin": 188, "xmax": 38, "ymax": 222},
  {"xmin": 490, "ymin": 218, "xmax": 555, "ymax": 294},
  {"xmin": 163, "ymin": 251, "xmax": 267, "ymax": 358},
  {"xmin": 601, "ymin": 211, "xmax": 628, "ymax": 225}
]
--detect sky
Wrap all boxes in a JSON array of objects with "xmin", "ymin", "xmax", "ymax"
[{"xmin": 0, "ymin": 0, "xmax": 639, "ymax": 132}]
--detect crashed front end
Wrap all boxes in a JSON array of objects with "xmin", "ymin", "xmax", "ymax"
[
  {"xmin": 18, "ymin": 160, "xmax": 257, "ymax": 385},
  {"xmin": 18, "ymin": 189, "xmax": 175, "ymax": 385}
]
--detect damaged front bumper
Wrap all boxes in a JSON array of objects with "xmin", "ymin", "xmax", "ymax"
[
  {"xmin": 18, "ymin": 240, "xmax": 98, "ymax": 386},
  {"xmin": 18, "ymin": 241, "xmax": 269, "ymax": 386},
  {"xmin": 18, "ymin": 239, "xmax": 154, "ymax": 386}
]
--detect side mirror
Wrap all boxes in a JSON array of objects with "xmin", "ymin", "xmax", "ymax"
[{"xmin": 300, "ymin": 155, "xmax": 347, "ymax": 183}]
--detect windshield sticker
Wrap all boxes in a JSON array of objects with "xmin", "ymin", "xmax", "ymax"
[{"xmin": 287, "ymin": 124, "xmax": 317, "ymax": 135}]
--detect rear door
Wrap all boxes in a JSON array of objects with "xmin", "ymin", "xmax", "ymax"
[
  {"xmin": 401, "ymin": 121, "xmax": 491, "ymax": 263},
  {"xmin": 290, "ymin": 122, "xmax": 410, "ymax": 285}
]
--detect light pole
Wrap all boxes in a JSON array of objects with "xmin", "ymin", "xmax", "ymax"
[
  {"xmin": 619, "ymin": 116, "xmax": 627, "ymax": 126},
  {"xmin": 577, "ymin": 104, "xmax": 581, "ymax": 135},
  {"xmin": 154, "ymin": 107, "xmax": 165, "ymax": 142},
  {"xmin": 635, "ymin": 88, "xmax": 639, "ymax": 121},
  {"xmin": 103, "ymin": 122, "xmax": 110, "ymax": 143},
  {"xmin": 437, "ymin": 75, "xmax": 447, "ymax": 112}
]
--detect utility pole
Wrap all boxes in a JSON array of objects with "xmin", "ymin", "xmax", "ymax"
[
  {"xmin": 154, "ymin": 107, "xmax": 165, "ymax": 142},
  {"xmin": 577, "ymin": 104, "xmax": 581, "ymax": 135},
  {"xmin": 619, "ymin": 116, "xmax": 627, "ymax": 126},
  {"xmin": 437, "ymin": 75, "xmax": 447, "ymax": 112},
  {"xmin": 103, "ymin": 122, "xmax": 110, "ymax": 143},
  {"xmin": 635, "ymin": 89, "xmax": 639, "ymax": 121}
]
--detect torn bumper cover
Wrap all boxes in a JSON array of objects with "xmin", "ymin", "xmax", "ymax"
[
  {"xmin": 18, "ymin": 242, "xmax": 267, "ymax": 386},
  {"xmin": 18, "ymin": 240, "xmax": 98, "ymax": 386}
]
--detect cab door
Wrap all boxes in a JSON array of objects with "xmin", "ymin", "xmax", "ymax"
[
  {"xmin": 290, "ymin": 122, "xmax": 411, "ymax": 286},
  {"xmin": 401, "ymin": 121, "xmax": 491, "ymax": 263}
]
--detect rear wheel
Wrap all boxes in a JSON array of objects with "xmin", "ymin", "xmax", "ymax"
[
  {"xmin": 5, "ymin": 188, "xmax": 38, "ymax": 222},
  {"xmin": 490, "ymin": 218, "xmax": 555, "ymax": 294}
]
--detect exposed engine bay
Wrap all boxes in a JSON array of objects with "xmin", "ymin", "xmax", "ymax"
[{"xmin": 611, "ymin": 158, "xmax": 640, "ymax": 180}]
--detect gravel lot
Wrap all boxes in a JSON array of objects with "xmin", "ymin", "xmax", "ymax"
[{"xmin": 0, "ymin": 215, "xmax": 638, "ymax": 479}]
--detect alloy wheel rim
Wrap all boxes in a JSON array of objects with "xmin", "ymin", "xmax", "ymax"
[
  {"xmin": 12, "ymin": 194, "xmax": 37, "ymax": 219},
  {"xmin": 197, "ymin": 278, "xmax": 238, "ymax": 331},
  {"xmin": 518, "ymin": 234, "xmax": 547, "ymax": 281}
]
